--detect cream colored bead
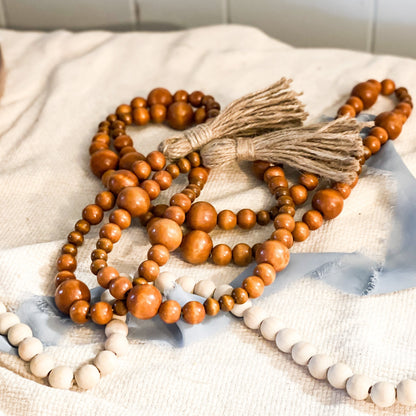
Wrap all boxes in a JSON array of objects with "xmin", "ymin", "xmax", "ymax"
[
  {"xmin": 397, "ymin": 379, "xmax": 416, "ymax": 406},
  {"xmin": 176, "ymin": 276, "xmax": 195, "ymax": 293},
  {"xmin": 48, "ymin": 366, "xmax": 73, "ymax": 389},
  {"xmin": 0, "ymin": 302, "xmax": 6, "ymax": 315},
  {"xmin": 194, "ymin": 280, "xmax": 216, "ymax": 298},
  {"xmin": 105, "ymin": 319, "xmax": 128, "ymax": 338},
  {"xmin": 30, "ymin": 353, "xmax": 55, "ymax": 378},
  {"xmin": 213, "ymin": 284, "xmax": 233, "ymax": 301},
  {"xmin": 101, "ymin": 289, "xmax": 116, "ymax": 304},
  {"xmin": 7, "ymin": 323, "xmax": 32, "ymax": 346},
  {"xmin": 112, "ymin": 314, "xmax": 127, "ymax": 322},
  {"xmin": 275, "ymin": 328, "xmax": 302, "ymax": 353},
  {"xmin": 346, "ymin": 374, "xmax": 372, "ymax": 401},
  {"xmin": 230, "ymin": 299, "xmax": 252, "ymax": 317},
  {"xmin": 94, "ymin": 350, "xmax": 118, "ymax": 376},
  {"xmin": 308, "ymin": 354, "xmax": 335, "ymax": 380},
  {"xmin": 370, "ymin": 381, "xmax": 396, "ymax": 408},
  {"xmin": 0, "ymin": 312, "xmax": 20, "ymax": 335},
  {"xmin": 260, "ymin": 317, "xmax": 285, "ymax": 341},
  {"xmin": 155, "ymin": 271, "xmax": 176, "ymax": 294},
  {"xmin": 327, "ymin": 363, "xmax": 353, "ymax": 389},
  {"xmin": 243, "ymin": 306, "xmax": 268, "ymax": 330},
  {"xmin": 291, "ymin": 342, "xmax": 317, "ymax": 366},
  {"xmin": 75, "ymin": 364, "xmax": 101, "ymax": 390},
  {"xmin": 18, "ymin": 337, "xmax": 43, "ymax": 361},
  {"xmin": 105, "ymin": 333, "xmax": 128, "ymax": 356}
]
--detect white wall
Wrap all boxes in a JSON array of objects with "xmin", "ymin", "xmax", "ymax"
[{"xmin": 0, "ymin": 0, "xmax": 415, "ymax": 58}]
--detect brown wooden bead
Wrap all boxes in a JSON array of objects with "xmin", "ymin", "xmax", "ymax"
[
  {"xmin": 158, "ymin": 300, "xmax": 181, "ymax": 324},
  {"xmin": 132, "ymin": 107, "xmax": 150, "ymax": 125},
  {"xmin": 255, "ymin": 240, "xmax": 290, "ymax": 272},
  {"xmin": 119, "ymin": 152, "xmax": 145, "ymax": 170},
  {"xmin": 167, "ymin": 101, "xmax": 193, "ymax": 130},
  {"xmin": 263, "ymin": 166, "xmax": 285, "ymax": 182},
  {"xmin": 89, "ymin": 141, "xmax": 108, "ymax": 155},
  {"xmin": 90, "ymin": 149, "xmax": 119, "ymax": 178},
  {"xmin": 82, "ymin": 204, "xmax": 104, "ymax": 225},
  {"xmin": 97, "ymin": 267, "xmax": 119, "ymax": 289},
  {"xmin": 113, "ymin": 300, "xmax": 128, "ymax": 316},
  {"xmin": 351, "ymin": 82, "xmax": 378, "ymax": 109},
  {"xmin": 186, "ymin": 201, "xmax": 217, "ymax": 232},
  {"xmin": 107, "ymin": 114, "xmax": 117, "ymax": 123},
  {"xmin": 149, "ymin": 104, "xmax": 167, "ymax": 123},
  {"xmin": 90, "ymin": 259, "xmax": 107, "ymax": 275},
  {"xmin": 138, "ymin": 260, "xmax": 160, "ymax": 282},
  {"xmin": 166, "ymin": 163, "xmax": 180, "ymax": 179},
  {"xmin": 127, "ymin": 284, "xmax": 162, "ymax": 320},
  {"xmin": 292, "ymin": 221, "xmax": 310, "ymax": 242},
  {"xmin": 299, "ymin": 172, "xmax": 319, "ymax": 190},
  {"xmin": 131, "ymin": 96, "xmax": 147, "ymax": 108},
  {"xmin": 147, "ymin": 88, "xmax": 173, "ymax": 107},
  {"xmin": 236, "ymin": 209, "xmax": 256, "ymax": 230},
  {"xmin": 394, "ymin": 102, "xmax": 412, "ymax": 118},
  {"xmin": 189, "ymin": 167, "xmax": 209, "ymax": 184},
  {"xmin": 153, "ymin": 170, "xmax": 172, "ymax": 190},
  {"xmin": 381, "ymin": 79, "xmax": 395, "ymax": 95},
  {"xmin": 170, "ymin": 193, "xmax": 192, "ymax": 213},
  {"xmin": 131, "ymin": 160, "xmax": 151, "ymax": 181},
  {"xmin": 99, "ymin": 223, "xmax": 122, "ymax": 243},
  {"xmin": 139, "ymin": 211, "xmax": 154, "ymax": 226},
  {"xmin": 273, "ymin": 213, "xmax": 295, "ymax": 232},
  {"xmin": 146, "ymin": 151, "xmax": 166, "ymax": 171},
  {"xmin": 116, "ymin": 104, "xmax": 131, "ymax": 117},
  {"xmin": 101, "ymin": 169, "xmax": 115, "ymax": 188},
  {"xmin": 116, "ymin": 186, "xmax": 151, "ymax": 217},
  {"xmin": 109, "ymin": 209, "xmax": 131, "ymax": 230},
  {"xmin": 302, "ymin": 210, "xmax": 323, "ymax": 231},
  {"xmin": 337, "ymin": 104, "xmax": 356, "ymax": 118},
  {"xmin": 274, "ymin": 187, "xmax": 290, "ymax": 198},
  {"xmin": 253, "ymin": 263, "xmax": 276, "ymax": 286},
  {"xmin": 202, "ymin": 94, "xmax": 214, "ymax": 106},
  {"xmin": 369, "ymin": 126, "xmax": 389, "ymax": 145},
  {"xmin": 363, "ymin": 135, "xmax": 381, "ymax": 154},
  {"xmin": 90, "ymin": 301, "xmax": 113, "ymax": 325},
  {"xmin": 207, "ymin": 108, "xmax": 219, "ymax": 118},
  {"xmin": 256, "ymin": 210, "xmax": 270, "ymax": 226},
  {"xmin": 395, "ymin": 87, "xmax": 408, "ymax": 99},
  {"xmin": 140, "ymin": 180, "xmax": 161, "ymax": 200},
  {"xmin": 194, "ymin": 107, "xmax": 206, "ymax": 124},
  {"xmin": 211, "ymin": 244, "xmax": 232, "ymax": 266},
  {"xmin": 268, "ymin": 176, "xmax": 289, "ymax": 193},
  {"xmin": 290, "ymin": 184, "xmax": 308, "ymax": 205},
  {"xmin": 146, "ymin": 217, "xmax": 161, "ymax": 231},
  {"xmin": 172, "ymin": 90, "xmax": 187, "ymax": 102},
  {"xmin": 312, "ymin": 189, "xmax": 344, "ymax": 220},
  {"xmin": 346, "ymin": 96, "xmax": 364, "ymax": 114},
  {"xmin": 55, "ymin": 279, "xmax": 91, "ymax": 314},
  {"xmin": 180, "ymin": 230, "xmax": 213, "ymax": 264},
  {"xmin": 332, "ymin": 183, "xmax": 352, "ymax": 199},
  {"xmin": 147, "ymin": 244, "xmax": 170, "ymax": 266},
  {"xmin": 68, "ymin": 231, "xmax": 84, "ymax": 246},
  {"xmin": 92, "ymin": 133, "xmax": 111, "ymax": 145},
  {"xmin": 91, "ymin": 249, "xmax": 108, "ymax": 261},
  {"xmin": 186, "ymin": 152, "xmax": 201, "ymax": 167},
  {"xmin": 57, "ymin": 253, "xmax": 77, "ymax": 272},
  {"xmin": 109, "ymin": 276, "xmax": 132, "ymax": 300},
  {"xmin": 177, "ymin": 158, "xmax": 192, "ymax": 174},
  {"xmin": 204, "ymin": 297, "xmax": 220, "ymax": 316},
  {"xmin": 69, "ymin": 300, "xmax": 90, "ymax": 324},
  {"xmin": 242, "ymin": 276, "xmax": 264, "ymax": 298},
  {"xmin": 120, "ymin": 113, "xmax": 133, "ymax": 125},
  {"xmin": 148, "ymin": 218, "xmax": 183, "ymax": 251},
  {"xmin": 75, "ymin": 219, "xmax": 90, "ymax": 235},
  {"xmin": 96, "ymin": 238, "xmax": 113, "ymax": 253},
  {"xmin": 271, "ymin": 228, "xmax": 294, "ymax": 249},
  {"xmin": 374, "ymin": 111, "xmax": 403, "ymax": 140},
  {"xmin": 54, "ymin": 271, "xmax": 75, "ymax": 287},
  {"xmin": 232, "ymin": 243, "xmax": 252, "ymax": 267},
  {"xmin": 182, "ymin": 301, "xmax": 205, "ymax": 324},
  {"xmin": 107, "ymin": 170, "xmax": 138, "ymax": 195},
  {"xmin": 119, "ymin": 146, "xmax": 136, "ymax": 158},
  {"xmin": 181, "ymin": 188, "xmax": 196, "ymax": 202},
  {"xmin": 152, "ymin": 204, "xmax": 169, "ymax": 217},
  {"xmin": 187, "ymin": 184, "xmax": 201, "ymax": 198},
  {"xmin": 276, "ymin": 195, "xmax": 294, "ymax": 209},
  {"xmin": 219, "ymin": 295, "xmax": 235, "ymax": 312},
  {"xmin": 363, "ymin": 146, "xmax": 372, "ymax": 160},
  {"xmin": 61, "ymin": 243, "xmax": 77, "ymax": 256},
  {"xmin": 188, "ymin": 91, "xmax": 204, "ymax": 107},
  {"xmin": 111, "ymin": 128, "xmax": 125, "ymax": 138},
  {"xmin": 252, "ymin": 243, "xmax": 262, "ymax": 258},
  {"xmin": 113, "ymin": 135, "xmax": 133, "ymax": 151},
  {"xmin": 278, "ymin": 205, "xmax": 296, "ymax": 217},
  {"xmin": 232, "ymin": 287, "xmax": 249, "ymax": 304},
  {"xmin": 163, "ymin": 206, "xmax": 186, "ymax": 225},
  {"xmin": 217, "ymin": 210, "xmax": 237, "ymax": 230},
  {"xmin": 250, "ymin": 160, "xmax": 273, "ymax": 181}
]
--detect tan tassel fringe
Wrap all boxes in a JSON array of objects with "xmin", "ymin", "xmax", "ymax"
[
  {"xmin": 200, "ymin": 117, "xmax": 365, "ymax": 184},
  {"xmin": 159, "ymin": 78, "xmax": 308, "ymax": 160}
]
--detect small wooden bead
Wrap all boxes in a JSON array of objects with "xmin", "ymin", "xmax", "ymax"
[
  {"xmin": 99, "ymin": 223, "xmax": 122, "ymax": 243},
  {"xmin": 186, "ymin": 201, "xmax": 217, "ymax": 232},
  {"xmin": 48, "ymin": 366, "xmax": 73, "ymax": 389},
  {"xmin": 327, "ymin": 363, "xmax": 353, "ymax": 389},
  {"xmin": 302, "ymin": 210, "xmax": 323, "ymax": 230},
  {"xmin": 95, "ymin": 191, "xmax": 115, "ymax": 211},
  {"xmin": 166, "ymin": 163, "xmax": 180, "ymax": 179},
  {"xmin": 243, "ymin": 306, "xmax": 268, "ymax": 330},
  {"xmin": 57, "ymin": 253, "xmax": 77, "ymax": 272},
  {"xmin": 189, "ymin": 167, "xmax": 209, "ymax": 185},
  {"xmin": 346, "ymin": 96, "xmax": 364, "ymax": 113},
  {"xmin": 132, "ymin": 107, "xmax": 150, "ymax": 125},
  {"xmin": 264, "ymin": 166, "xmax": 285, "ymax": 183},
  {"xmin": 395, "ymin": 102, "xmax": 412, "ymax": 118},
  {"xmin": 219, "ymin": 295, "xmax": 235, "ymax": 312},
  {"xmin": 54, "ymin": 271, "xmax": 75, "ymax": 287},
  {"xmin": 363, "ymin": 135, "xmax": 381, "ymax": 154},
  {"xmin": 312, "ymin": 189, "xmax": 344, "ymax": 220},
  {"xmin": 237, "ymin": 209, "xmax": 256, "ymax": 230},
  {"xmin": 97, "ymin": 266, "xmax": 119, "ymax": 289},
  {"xmin": 256, "ymin": 210, "xmax": 270, "ymax": 225},
  {"xmin": 176, "ymin": 276, "xmax": 195, "ymax": 293},
  {"xmin": 30, "ymin": 352, "xmax": 55, "ymax": 378},
  {"xmin": 131, "ymin": 160, "xmax": 151, "ymax": 181},
  {"xmin": 332, "ymin": 182, "xmax": 352, "ymax": 199},
  {"xmin": 116, "ymin": 186, "xmax": 151, "ymax": 217},
  {"xmin": 187, "ymin": 152, "xmax": 201, "ymax": 167},
  {"xmin": 170, "ymin": 193, "xmax": 192, "ymax": 212},
  {"xmin": 381, "ymin": 79, "xmax": 395, "ymax": 95},
  {"xmin": 290, "ymin": 185, "xmax": 308, "ymax": 205},
  {"xmin": 269, "ymin": 176, "xmax": 289, "ymax": 193},
  {"xmin": 194, "ymin": 280, "xmax": 216, "ymax": 298},
  {"xmin": 180, "ymin": 230, "xmax": 212, "ymax": 264},
  {"xmin": 158, "ymin": 300, "xmax": 182, "ymax": 324},
  {"xmin": 346, "ymin": 374, "xmax": 372, "ymax": 401},
  {"xmin": 147, "ymin": 151, "xmax": 166, "ymax": 171},
  {"xmin": 337, "ymin": 104, "xmax": 355, "ymax": 118},
  {"xmin": 69, "ymin": 300, "xmax": 90, "ymax": 324},
  {"xmin": 291, "ymin": 341, "xmax": 317, "ymax": 366},
  {"xmin": 90, "ymin": 302, "xmax": 113, "ymax": 325},
  {"xmin": 167, "ymin": 101, "xmax": 193, "ymax": 130},
  {"xmin": 308, "ymin": 354, "xmax": 335, "ymax": 380},
  {"xmin": 149, "ymin": 104, "xmax": 167, "ymax": 123},
  {"xmin": 75, "ymin": 364, "xmax": 100, "ymax": 390},
  {"xmin": 194, "ymin": 107, "xmax": 206, "ymax": 123},
  {"xmin": 230, "ymin": 299, "xmax": 252, "ymax": 317},
  {"xmin": 131, "ymin": 96, "xmax": 147, "ymax": 108},
  {"xmin": 369, "ymin": 126, "xmax": 388, "ymax": 145},
  {"xmin": 18, "ymin": 337, "xmax": 43, "ymax": 361},
  {"xmin": 90, "ymin": 259, "xmax": 107, "ymax": 275},
  {"xmin": 109, "ymin": 209, "xmax": 131, "ymax": 230},
  {"xmin": 204, "ymin": 297, "xmax": 220, "ymax": 316},
  {"xmin": 253, "ymin": 263, "xmax": 276, "ymax": 286},
  {"xmin": 255, "ymin": 240, "xmax": 290, "ymax": 272},
  {"xmin": 147, "ymin": 244, "xmax": 170, "ymax": 266},
  {"xmin": 112, "ymin": 300, "xmax": 128, "ymax": 316},
  {"xmin": 271, "ymin": 228, "xmax": 294, "ymax": 249},
  {"xmin": 94, "ymin": 350, "xmax": 117, "ymax": 376},
  {"xmin": 276, "ymin": 195, "xmax": 294, "ymax": 209},
  {"xmin": 275, "ymin": 328, "xmax": 302, "ymax": 353},
  {"xmin": 251, "ymin": 160, "xmax": 274, "ymax": 180},
  {"xmin": 242, "ymin": 276, "xmax": 264, "ymax": 298},
  {"xmin": 217, "ymin": 210, "xmax": 237, "ymax": 230},
  {"xmin": 140, "ymin": 180, "xmax": 161, "ymax": 200},
  {"xmin": 260, "ymin": 317, "xmax": 285, "ymax": 341},
  {"xmin": 153, "ymin": 171, "xmax": 172, "ymax": 190},
  {"xmin": 177, "ymin": 158, "xmax": 192, "ymax": 174},
  {"xmin": 0, "ymin": 312, "xmax": 20, "ymax": 335},
  {"xmin": 148, "ymin": 218, "xmax": 183, "ymax": 251},
  {"xmin": 182, "ymin": 301, "xmax": 205, "ymax": 324},
  {"xmin": 90, "ymin": 149, "xmax": 119, "ymax": 177},
  {"xmin": 292, "ymin": 221, "xmax": 310, "ymax": 242},
  {"xmin": 61, "ymin": 243, "xmax": 77, "ymax": 256},
  {"xmin": 138, "ymin": 260, "xmax": 160, "ymax": 282},
  {"xmin": 213, "ymin": 284, "xmax": 233, "ymax": 301},
  {"xmin": 74, "ymin": 220, "xmax": 90, "ymax": 235},
  {"xmin": 105, "ymin": 333, "xmax": 129, "ymax": 356},
  {"xmin": 299, "ymin": 172, "xmax": 319, "ymax": 190},
  {"xmin": 188, "ymin": 91, "xmax": 204, "ymax": 106},
  {"xmin": 109, "ymin": 277, "xmax": 132, "ymax": 300},
  {"xmin": 7, "ymin": 323, "xmax": 32, "ymax": 346},
  {"xmin": 397, "ymin": 379, "xmax": 416, "ymax": 406},
  {"xmin": 211, "ymin": 244, "xmax": 232, "ymax": 266},
  {"xmin": 154, "ymin": 271, "xmax": 176, "ymax": 294},
  {"xmin": 82, "ymin": 204, "xmax": 104, "ymax": 225},
  {"xmin": 274, "ymin": 213, "xmax": 295, "ymax": 232},
  {"xmin": 370, "ymin": 382, "xmax": 396, "ymax": 408},
  {"xmin": 105, "ymin": 319, "xmax": 128, "ymax": 337},
  {"xmin": 231, "ymin": 287, "xmax": 248, "ymax": 304},
  {"xmin": 232, "ymin": 243, "xmax": 252, "ymax": 267}
]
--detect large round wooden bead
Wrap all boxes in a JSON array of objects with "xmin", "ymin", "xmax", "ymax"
[
  {"xmin": 148, "ymin": 218, "xmax": 183, "ymax": 251},
  {"xmin": 312, "ymin": 189, "xmax": 344, "ymax": 220},
  {"xmin": 182, "ymin": 301, "xmax": 205, "ymax": 324},
  {"xmin": 186, "ymin": 201, "xmax": 217, "ymax": 232},
  {"xmin": 374, "ymin": 111, "xmax": 403, "ymax": 140},
  {"xmin": 90, "ymin": 301, "xmax": 113, "ymax": 325},
  {"xmin": 126, "ymin": 284, "xmax": 162, "ymax": 320},
  {"xmin": 108, "ymin": 170, "xmax": 139, "ymax": 194},
  {"xmin": 116, "ymin": 186, "xmax": 150, "ymax": 217},
  {"xmin": 180, "ymin": 230, "xmax": 213, "ymax": 265},
  {"xmin": 55, "ymin": 279, "xmax": 91, "ymax": 314},
  {"xmin": 255, "ymin": 240, "xmax": 290, "ymax": 272},
  {"xmin": 167, "ymin": 102, "xmax": 193, "ymax": 130},
  {"xmin": 381, "ymin": 79, "xmax": 395, "ymax": 95},
  {"xmin": 158, "ymin": 300, "xmax": 181, "ymax": 324},
  {"xmin": 351, "ymin": 82, "xmax": 378, "ymax": 109},
  {"xmin": 147, "ymin": 87, "xmax": 173, "ymax": 107},
  {"xmin": 90, "ymin": 149, "xmax": 119, "ymax": 178}
]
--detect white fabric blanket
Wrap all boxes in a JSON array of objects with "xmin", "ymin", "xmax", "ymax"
[{"xmin": 1, "ymin": 25, "xmax": 416, "ymax": 416}]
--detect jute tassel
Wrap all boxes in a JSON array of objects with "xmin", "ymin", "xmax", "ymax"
[
  {"xmin": 159, "ymin": 78, "xmax": 308, "ymax": 160},
  {"xmin": 200, "ymin": 117, "xmax": 365, "ymax": 184}
]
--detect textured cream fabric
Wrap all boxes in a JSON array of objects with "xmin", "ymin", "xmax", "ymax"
[{"xmin": 0, "ymin": 25, "xmax": 416, "ymax": 415}]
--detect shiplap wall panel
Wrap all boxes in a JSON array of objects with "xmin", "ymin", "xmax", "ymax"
[
  {"xmin": 374, "ymin": 0, "xmax": 416, "ymax": 58},
  {"xmin": 3, "ymin": 0, "xmax": 136, "ymax": 30},
  {"xmin": 229, "ymin": 0, "xmax": 375, "ymax": 51}
]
